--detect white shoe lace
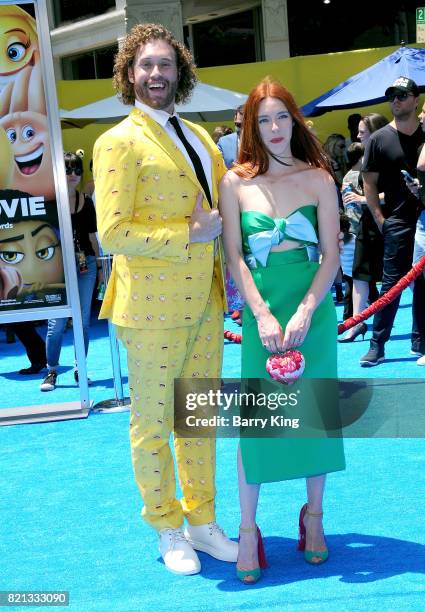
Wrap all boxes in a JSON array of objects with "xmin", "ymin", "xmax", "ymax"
[
  {"xmin": 166, "ymin": 529, "xmax": 188, "ymax": 550},
  {"xmin": 207, "ymin": 522, "xmax": 226, "ymax": 537}
]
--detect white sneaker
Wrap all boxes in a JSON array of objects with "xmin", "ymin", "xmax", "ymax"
[
  {"xmin": 417, "ymin": 355, "xmax": 425, "ymax": 366},
  {"xmin": 158, "ymin": 528, "xmax": 201, "ymax": 575},
  {"xmin": 184, "ymin": 522, "xmax": 238, "ymax": 562}
]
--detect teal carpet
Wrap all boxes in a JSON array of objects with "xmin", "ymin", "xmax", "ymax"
[{"xmin": 1, "ymin": 290, "xmax": 424, "ymax": 611}]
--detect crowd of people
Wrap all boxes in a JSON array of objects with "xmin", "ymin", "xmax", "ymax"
[{"xmin": 2, "ymin": 21, "xmax": 425, "ymax": 583}]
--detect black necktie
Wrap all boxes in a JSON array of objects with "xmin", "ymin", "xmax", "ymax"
[{"xmin": 169, "ymin": 116, "xmax": 212, "ymax": 207}]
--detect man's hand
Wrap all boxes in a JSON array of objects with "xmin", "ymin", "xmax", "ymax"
[
  {"xmin": 189, "ymin": 192, "xmax": 222, "ymax": 243},
  {"xmin": 403, "ymin": 176, "xmax": 420, "ymax": 198}
]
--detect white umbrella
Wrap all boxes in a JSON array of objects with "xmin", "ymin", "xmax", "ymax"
[{"xmin": 60, "ymin": 82, "xmax": 247, "ymax": 125}]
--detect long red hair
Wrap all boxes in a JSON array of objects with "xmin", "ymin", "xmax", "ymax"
[{"xmin": 233, "ymin": 77, "xmax": 333, "ymax": 178}]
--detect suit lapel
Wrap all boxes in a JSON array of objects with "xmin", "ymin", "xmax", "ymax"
[
  {"xmin": 130, "ymin": 109, "xmax": 218, "ymax": 206},
  {"xmin": 130, "ymin": 109, "xmax": 208, "ymax": 198}
]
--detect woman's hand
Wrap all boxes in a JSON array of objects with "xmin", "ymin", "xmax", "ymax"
[
  {"xmin": 281, "ymin": 310, "xmax": 312, "ymax": 353},
  {"xmin": 256, "ymin": 312, "xmax": 284, "ymax": 354}
]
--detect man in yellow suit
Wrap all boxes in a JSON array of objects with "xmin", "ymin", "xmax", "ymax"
[{"xmin": 93, "ymin": 23, "xmax": 238, "ymax": 575}]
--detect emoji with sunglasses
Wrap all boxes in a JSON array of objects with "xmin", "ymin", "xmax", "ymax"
[
  {"xmin": 0, "ymin": 189, "xmax": 64, "ymax": 302},
  {"xmin": 0, "ymin": 5, "xmax": 39, "ymax": 95}
]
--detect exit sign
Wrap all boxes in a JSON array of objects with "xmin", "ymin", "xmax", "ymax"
[{"xmin": 417, "ymin": 8, "xmax": 425, "ymax": 41}]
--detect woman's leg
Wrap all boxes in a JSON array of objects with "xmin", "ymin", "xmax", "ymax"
[
  {"xmin": 341, "ymin": 278, "xmax": 369, "ymax": 339},
  {"xmin": 76, "ymin": 256, "xmax": 97, "ymax": 356},
  {"xmin": 353, "ymin": 278, "xmax": 370, "ymax": 314},
  {"xmin": 237, "ymin": 445, "xmax": 261, "ymax": 575},
  {"xmin": 303, "ymin": 475, "xmax": 327, "ymax": 561},
  {"xmin": 46, "ymin": 317, "xmax": 67, "ymax": 370}
]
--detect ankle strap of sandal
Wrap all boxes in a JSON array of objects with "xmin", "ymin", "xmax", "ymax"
[
  {"xmin": 239, "ymin": 526, "xmax": 257, "ymax": 533},
  {"xmin": 306, "ymin": 507, "xmax": 323, "ymax": 518}
]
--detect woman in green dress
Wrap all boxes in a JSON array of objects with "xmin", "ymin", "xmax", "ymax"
[{"xmin": 219, "ymin": 78, "xmax": 345, "ymax": 583}]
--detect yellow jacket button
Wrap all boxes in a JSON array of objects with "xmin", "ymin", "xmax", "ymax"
[{"xmin": 206, "ymin": 244, "xmax": 213, "ymax": 253}]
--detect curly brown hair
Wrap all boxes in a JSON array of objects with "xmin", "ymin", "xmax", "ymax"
[{"xmin": 113, "ymin": 23, "xmax": 197, "ymax": 105}]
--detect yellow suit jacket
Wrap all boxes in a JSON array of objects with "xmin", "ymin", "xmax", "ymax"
[{"xmin": 93, "ymin": 108, "xmax": 227, "ymax": 330}]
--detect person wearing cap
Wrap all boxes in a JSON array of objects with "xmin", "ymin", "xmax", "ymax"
[{"xmin": 360, "ymin": 77, "xmax": 425, "ymax": 366}]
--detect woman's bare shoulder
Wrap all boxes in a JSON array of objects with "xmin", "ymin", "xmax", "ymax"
[
  {"xmin": 220, "ymin": 169, "xmax": 243, "ymax": 188},
  {"xmin": 300, "ymin": 165, "xmax": 334, "ymax": 185}
]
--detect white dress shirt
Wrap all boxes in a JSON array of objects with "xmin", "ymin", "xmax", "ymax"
[{"xmin": 135, "ymin": 100, "xmax": 213, "ymax": 197}]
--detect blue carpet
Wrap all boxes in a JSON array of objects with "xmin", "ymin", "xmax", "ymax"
[{"xmin": 1, "ymin": 291, "xmax": 424, "ymax": 610}]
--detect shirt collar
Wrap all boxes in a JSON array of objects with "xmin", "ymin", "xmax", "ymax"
[{"xmin": 135, "ymin": 99, "xmax": 179, "ymax": 128}]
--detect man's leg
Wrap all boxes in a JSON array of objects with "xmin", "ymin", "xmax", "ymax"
[
  {"xmin": 411, "ymin": 212, "xmax": 425, "ymax": 355},
  {"xmin": 174, "ymin": 281, "xmax": 224, "ymax": 527},
  {"xmin": 13, "ymin": 322, "xmax": 46, "ymax": 373},
  {"xmin": 175, "ymin": 280, "xmax": 238, "ymax": 562},
  {"xmin": 117, "ymin": 324, "xmax": 191, "ymax": 531},
  {"xmin": 412, "ymin": 273, "xmax": 425, "ymax": 356},
  {"xmin": 361, "ymin": 225, "xmax": 414, "ymax": 365}
]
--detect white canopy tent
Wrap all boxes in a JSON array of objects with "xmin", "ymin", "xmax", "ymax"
[{"xmin": 60, "ymin": 82, "xmax": 248, "ymax": 125}]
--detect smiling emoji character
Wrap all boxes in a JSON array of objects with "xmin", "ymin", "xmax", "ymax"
[
  {"xmin": 0, "ymin": 5, "xmax": 38, "ymax": 95},
  {"xmin": 0, "ymin": 111, "xmax": 55, "ymax": 199}
]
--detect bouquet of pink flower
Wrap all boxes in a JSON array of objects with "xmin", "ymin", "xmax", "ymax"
[{"xmin": 266, "ymin": 350, "xmax": 305, "ymax": 384}]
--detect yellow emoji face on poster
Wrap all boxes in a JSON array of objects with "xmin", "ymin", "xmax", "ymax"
[
  {"xmin": 0, "ymin": 219, "xmax": 63, "ymax": 287},
  {"xmin": 0, "ymin": 125, "xmax": 14, "ymax": 188},
  {"xmin": 0, "ymin": 111, "xmax": 55, "ymax": 199},
  {"xmin": 0, "ymin": 5, "xmax": 38, "ymax": 94}
]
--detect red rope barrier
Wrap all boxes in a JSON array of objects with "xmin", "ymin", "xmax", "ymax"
[
  {"xmin": 223, "ymin": 253, "xmax": 425, "ymax": 342},
  {"xmin": 337, "ymin": 252, "xmax": 425, "ymax": 334},
  {"xmin": 224, "ymin": 329, "xmax": 241, "ymax": 343}
]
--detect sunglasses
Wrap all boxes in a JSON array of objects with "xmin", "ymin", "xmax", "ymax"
[
  {"xmin": 65, "ymin": 166, "xmax": 82, "ymax": 176},
  {"xmin": 387, "ymin": 92, "xmax": 414, "ymax": 102}
]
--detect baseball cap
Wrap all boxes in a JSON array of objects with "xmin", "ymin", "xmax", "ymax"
[{"xmin": 385, "ymin": 77, "xmax": 420, "ymax": 97}]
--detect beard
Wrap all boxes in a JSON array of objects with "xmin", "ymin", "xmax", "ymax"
[
  {"xmin": 392, "ymin": 106, "xmax": 416, "ymax": 121},
  {"xmin": 134, "ymin": 78, "xmax": 179, "ymax": 112}
]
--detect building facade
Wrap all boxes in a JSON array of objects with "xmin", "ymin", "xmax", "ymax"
[
  {"xmin": 47, "ymin": 0, "xmax": 419, "ymax": 80},
  {"xmin": 48, "ymin": 0, "xmax": 290, "ymax": 79}
]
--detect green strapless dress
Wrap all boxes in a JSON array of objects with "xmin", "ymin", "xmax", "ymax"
[{"xmin": 240, "ymin": 206, "xmax": 345, "ymax": 484}]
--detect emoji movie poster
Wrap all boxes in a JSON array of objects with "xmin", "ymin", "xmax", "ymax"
[{"xmin": 0, "ymin": 2, "xmax": 66, "ymax": 310}]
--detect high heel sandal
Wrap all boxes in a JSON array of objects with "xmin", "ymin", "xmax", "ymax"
[
  {"xmin": 236, "ymin": 526, "xmax": 267, "ymax": 584},
  {"xmin": 338, "ymin": 322, "xmax": 367, "ymax": 343},
  {"xmin": 298, "ymin": 504, "xmax": 328, "ymax": 564}
]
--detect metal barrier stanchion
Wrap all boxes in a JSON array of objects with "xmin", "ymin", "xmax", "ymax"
[{"xmin": 92, "ymin": 253, "xmax": 131, "ymax": 413}]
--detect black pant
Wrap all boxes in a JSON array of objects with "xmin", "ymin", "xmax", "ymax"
[
  {"xmin": 11, "ymin": 322, "xmax": 46, "ymax": 366},
  {"xmin": 412, "ymin": 272, "xmax": 425, "ymax": 352},
  {"xmin": 371, "ymin": 222, "xmax": 424, "ymax": 347}
]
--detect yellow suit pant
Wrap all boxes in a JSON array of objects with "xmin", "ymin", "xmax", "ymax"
[{"xmin": 117, "ymin": 282, "xmax": 223, "ymax": 530}]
